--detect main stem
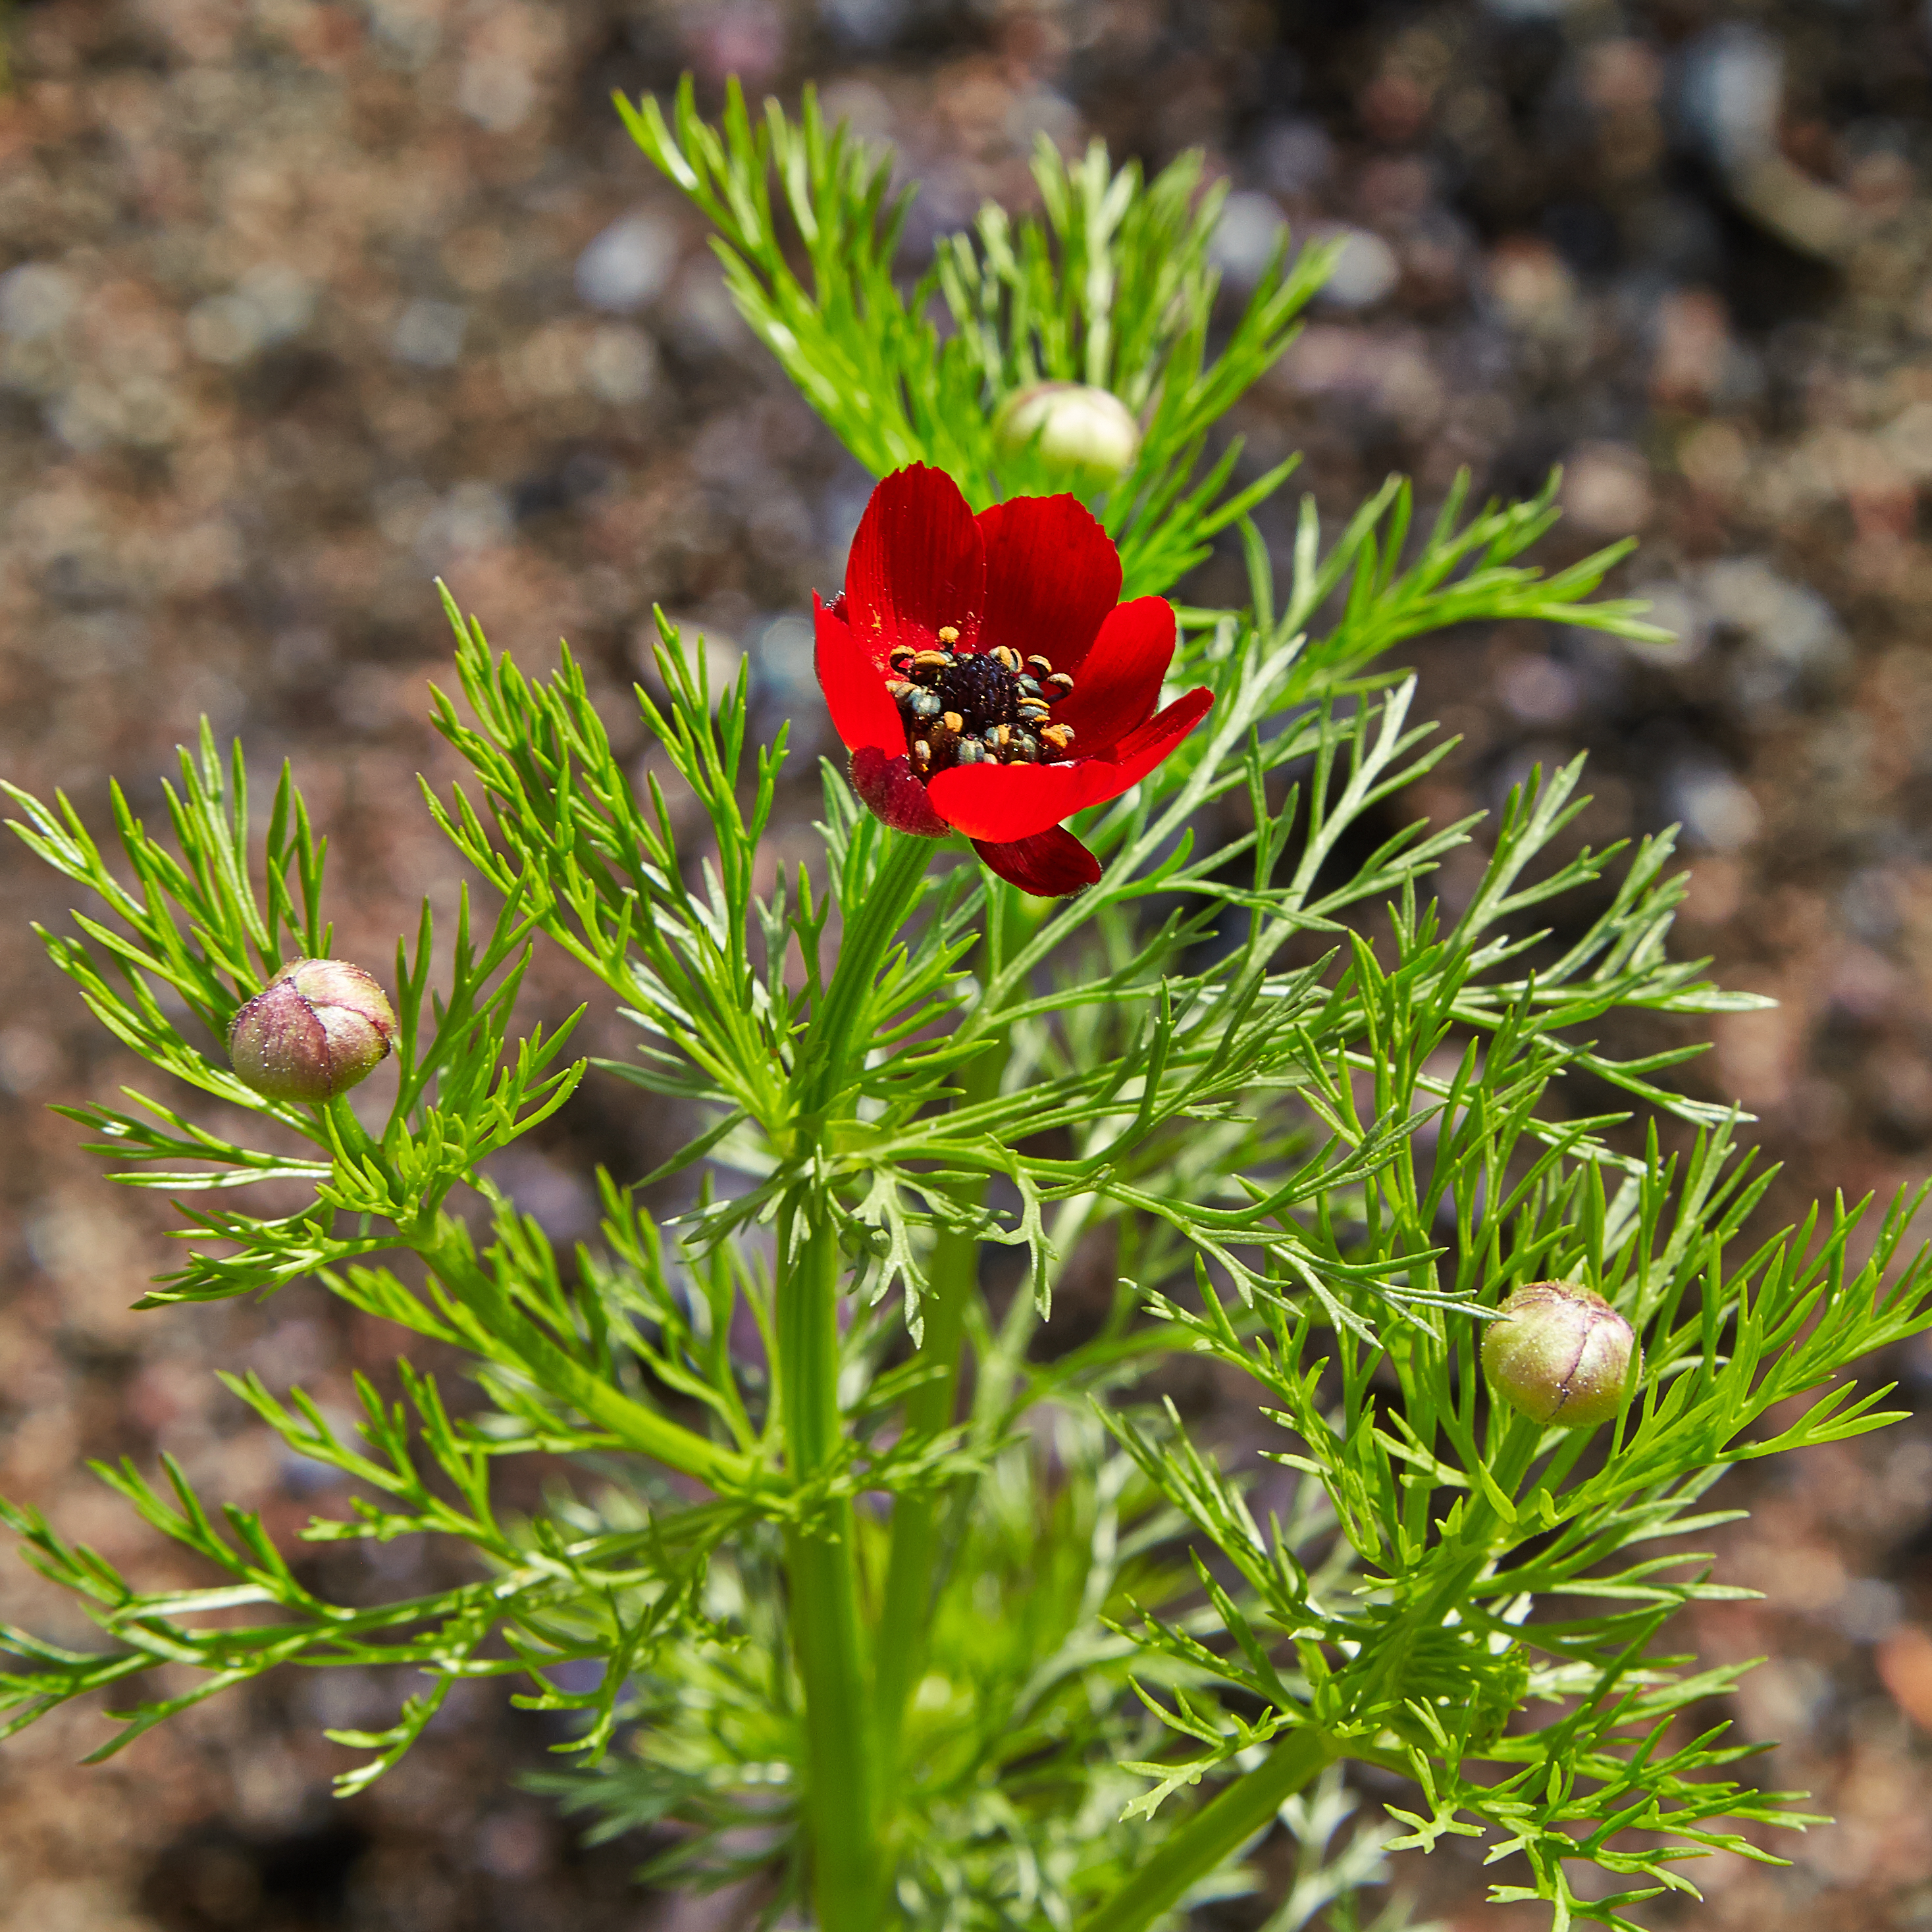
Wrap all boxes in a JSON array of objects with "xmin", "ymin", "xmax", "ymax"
[
  {"xmin": 781, "ymin": 1197, "xmax": 882, "ymax": 1929},
  {"xmin": 779, "ymin": 829, "xmax": 933, "ymax": 1931},
  {"xmin": 872, "ymin": 899, "xmax": 1012, "ymax": 1790}
]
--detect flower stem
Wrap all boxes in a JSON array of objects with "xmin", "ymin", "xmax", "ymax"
[
  {"xmin": 792, "ymin": 828, "xmax": 935, "ymax": 1122},
  {"xmin": 779, "ymin": 827, "xmax": 933, "ymax": 1929},
  {"xmin": 1074, "ymin": 1727, "xmax": 1336, "ymax": 1932}
]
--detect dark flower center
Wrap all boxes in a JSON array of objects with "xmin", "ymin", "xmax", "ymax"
[
  {"xmin": 886, "ymin": 628, "xmax": 1077, "ymax": 779},
  {"xmin": 934, "ymin": 652, "xmax": 1016, "ymax": 728}
]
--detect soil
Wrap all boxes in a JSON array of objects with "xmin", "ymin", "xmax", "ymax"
[{"xmin": 2, "ymin": 1, "xmax": 1931, "ymax": 1927}]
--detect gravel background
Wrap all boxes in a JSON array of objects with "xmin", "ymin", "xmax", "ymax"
[{"xmin": 4, "ymin": 0, "xmax": 1932, "ymax": 1927}]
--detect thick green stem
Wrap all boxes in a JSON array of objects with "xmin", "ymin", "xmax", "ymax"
[
  {"xmin": 781, "ymin": 1201, "xmax": 883, "ymax": 1929},
  {"xmin": 779, "ymin": 829, "xmax": 933, "ymax": 1930},
  {"xmin": 1075, "ymin": 1727, "xmax": 1336, "ymax": 1932},
  {"xmin": 872, "ymin": 901, "xmax": 1012, "ymax": 1788}
]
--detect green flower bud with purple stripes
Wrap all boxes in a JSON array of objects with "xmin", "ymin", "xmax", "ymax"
[
  {"xmin": 1482, "ymin": 1283, "xmax": 1638, "ymax": 1430},
  {"xmin": 227, "ymin": 958, "xmax": 397, "ymax": 1104}
]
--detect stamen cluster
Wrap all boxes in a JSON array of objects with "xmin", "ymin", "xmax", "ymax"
[{"xmin": 886, "ymin": 625, "xmax": 1077, "ymax": 777}]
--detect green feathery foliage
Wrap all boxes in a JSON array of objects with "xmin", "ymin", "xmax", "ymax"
[
  {"xmin": 0, "ymin": 78, "xmax": 1918, "ymax": 1932},
  {"xmin": 622, "ymin": 76, "xmax": 1332, "ymax": 598}
]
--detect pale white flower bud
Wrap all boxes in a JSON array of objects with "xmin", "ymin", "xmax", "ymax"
[
  {"xmin": 227, "ymin": 958, "xmax": 397, "ymax": 1103},
  {"xmin": 993, "ymin": 381, "xmax": 1141, "ymax": 483},
  {"xmin": 1481, "ymin": 1283, "xmax": 1638, "ymax": 1430}
]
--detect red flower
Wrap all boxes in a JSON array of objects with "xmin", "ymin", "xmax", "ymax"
[{"xmin": 813, "ymin": 465, "xmax": 1214, "ymax": 898}]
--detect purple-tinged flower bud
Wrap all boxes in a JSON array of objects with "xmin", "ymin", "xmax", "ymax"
[
  {"xmin": 1481, "ymin": 1283, "xmax": 1638, "ymax": 1430},
  {"xmin": 226, "ymin": 958, "xmax": 397, "ymax": 1104},
  {"xmin": 993, "ymin": 380, "xmax": 1141, "ymax": 483}
]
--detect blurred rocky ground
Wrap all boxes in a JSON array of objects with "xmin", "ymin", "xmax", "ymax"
[{"xmin": 3, "ymin": 0, "xmax": 1932, "ymax": 1927}]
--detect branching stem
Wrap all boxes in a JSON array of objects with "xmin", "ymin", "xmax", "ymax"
[
  {"xmin": 323, "ymin": 1097, "xmax": 756, "ymax": 1491},
  {"xmin": 1076, "ymin": 1725, "xmax": 1336, "ymax": 1932}
]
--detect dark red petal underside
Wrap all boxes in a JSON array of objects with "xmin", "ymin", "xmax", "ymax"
[
  {"xmin": 848, "ymin": 745, "xmax": 952, "ymax": 839},
  {"xmin": 926, "ymin": 687, "xmax": 1214, "ymax": 841},
  {"xmin": 972, "ymin": 827, "xmax": 1103, "ymax": 898},
  {"xmin": 974, "ymin": 494, "xmax": 1121, "ymax": 672},
  {"xmin": 814, "ymin": 596, "xmax": 906, "ymax": 756},
  {"xmin": 1051, "ymin": 596, "xmax": 1175, "ymax": 753},
  {"xmin": 844, "ymin": 464, "xmax": 985, "ymax": 667}
]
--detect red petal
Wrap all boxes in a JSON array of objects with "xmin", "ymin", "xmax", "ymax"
[
  {"xmin": 845, "ymin": 465, "xmax": 985, "ymax": 665},
  {"xmin": 925, "ymin": 764, "xmax": 1069, "ymax": 843},
  {"xmin": 972, "ymin": 827, "xmax": 1102, "ymax": 898},
  {"xmin": 849, "ymin": 746, "xmax": 952, "ymax": 838},
  {"xmin": 926, "ymin": 688, "xmax": 1214, "ymax": 841},
  {"xmin": 814, "ymin": 595, "xmax": 905, "ymax": 756},
  {"xmin": 1051, "ymin": 597, "xmax": 1174, "ymax": 752},
  {"xmin": 1098, "ymin": 685, "xmax": 1215, "ymax": 777},
  {"xmin": 974, "ymin": 494, "xmax": 1121, "ymax": 672}
]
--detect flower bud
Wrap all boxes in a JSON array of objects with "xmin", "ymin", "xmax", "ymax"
[
  {"xmin": 226, "ymin": 958, "xmax": 397, "ymax": 1104},
  {"xmin": 1481, "ymin": 1283, "xmax": 1638, "ymax": 1430},
  {"xmin": 993, "ymin": 380, "xmax": 1141, "ymax": 484}
]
